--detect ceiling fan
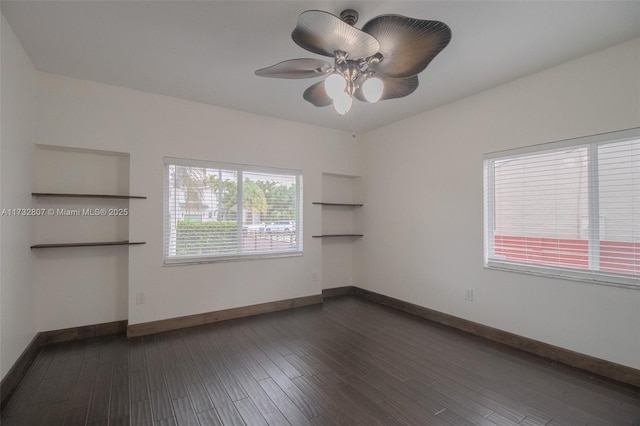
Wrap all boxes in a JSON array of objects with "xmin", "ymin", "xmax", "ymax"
[{"xmin": 255, "ymin": 9, "xmax": 452, "ymax": 115}]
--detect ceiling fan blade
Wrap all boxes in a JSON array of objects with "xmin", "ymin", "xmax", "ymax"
[
  {"xmin": 292, "ymin": 10, "xmax": 380, "ymax": 59},
  {"xmin": 354, "ymin": 75, "xmax": 419, "ymax": 102},
  {"xmin": 255, "ymin": 58, "xmax": 332, "ymax": 79},
  {"xmin": 303, "ymin": 81, "xmax": 332, "ymax": 107},
  {"xmin": 362, "ymin": 15, "xmax": 451, "ymax": 78}
]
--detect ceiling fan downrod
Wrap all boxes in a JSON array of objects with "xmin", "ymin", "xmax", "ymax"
[{"xmin": 339, "ymin": 9, "xmax": 359, "ymax": 26}]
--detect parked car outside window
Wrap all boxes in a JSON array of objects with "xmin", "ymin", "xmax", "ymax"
[{"xmin": 266, "ymin": 221, "xmax": 295, "ymax": 233}]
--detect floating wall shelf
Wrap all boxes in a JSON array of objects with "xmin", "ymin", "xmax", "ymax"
[
  {"xmin": 31, "ymin": 191, "xmax": 146, "ymax": 249},
  {"xmin": 31, "ymin": 241, "xmax": 146, "ymax": 249},
  {"xmin": 32, "ymin": 193, "xmax": 147, "ymax": 199},
  {"xmin": 313, "ymin": 201, "xmax": 363, "ymax": 238},
  {"xmin": 312, "ymin": 234, "xmax": 363, "ymax": 238},
  {"xmin": 312, "ymin": 202, "xmax": 363, "ymax": 207}
]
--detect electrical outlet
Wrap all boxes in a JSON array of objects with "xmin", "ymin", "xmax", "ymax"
[
  {"xmin": 464, "ymin": 288, "xmax": 474, "ymax": 301},
  {"xmin": 312, "ymin": 272, "xmax": 318, "ymax": 282},
  {"xmin": 135, "ymin": 292, "xmax": 145, "ymax": 305}
]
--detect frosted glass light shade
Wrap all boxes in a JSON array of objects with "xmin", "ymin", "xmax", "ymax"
[
  {"xmin": 362, "ymin": 77, "xmax": 384, "ymax": 103},
  {"xmin": 324, "ymin": 73, "xmax": 347, "ymax": 100},
  {"xmin": 333, "ymin": 92, "xmax": 353, "ymax": 115}
]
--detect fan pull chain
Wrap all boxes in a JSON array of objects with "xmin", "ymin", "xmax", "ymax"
[{"xmin": 351, "ymin": 105, "xmax": 358, "ymax": 138}]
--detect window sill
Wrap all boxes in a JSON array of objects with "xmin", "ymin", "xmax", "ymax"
[
  {"xmin": 164, "ymin": 251, "xmax": 303, "ymax": 266},
  {"xmin": 485, "ymin": 261, "xmax": 640, "ymax": 290}
]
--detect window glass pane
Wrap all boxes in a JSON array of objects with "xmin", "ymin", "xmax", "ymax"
[
  {"xmin": 167, "ymin": 165, "xmax": 239, "ymax": 258},
  {"xmin": 492, "ymin": 147, "xmax": 589, "ymax": 269},
  {"xmin": 242, "ymin": 172, "xmax": 299, "ymax": 253},
  {"xmin": 598, "ymin": 139, "xmax": 640, "ymax": 275}
]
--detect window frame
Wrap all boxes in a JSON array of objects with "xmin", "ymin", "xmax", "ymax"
[
  {"xmin": 163, "ymin": 157, "xmax": 303, "ymax": 266},
  {"xmin": 483, "ymin": 128, "xmax": 640, "ymax": 289}
]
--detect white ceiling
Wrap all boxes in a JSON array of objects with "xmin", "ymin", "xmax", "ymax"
[{"xmin": 2, "ymin": 1, "xmax": 640, "ymax": 134}]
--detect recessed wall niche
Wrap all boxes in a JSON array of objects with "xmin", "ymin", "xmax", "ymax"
[
  {"xmin": 319, "ymin": 173, "xmax": 362, "ymax": 290},
  {"xmin": 33, "ymin": 145, "xmax": 132, "ymax": 331}
]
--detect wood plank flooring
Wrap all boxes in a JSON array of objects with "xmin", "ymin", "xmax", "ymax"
[{"xmin": 2, "ymin": 296, "xmax": 639, "ymax": 425}]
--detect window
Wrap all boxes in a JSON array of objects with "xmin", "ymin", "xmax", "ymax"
[
  {"xmin": 164, "ymin": 158, "xmax": 302, "ymax": 264},
  {"xmin": 484, "ymin": 128, "xmax": 640, "ymax": 287}
]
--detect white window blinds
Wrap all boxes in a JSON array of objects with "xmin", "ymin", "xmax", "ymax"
[
  {"xmin": 484, "ymin": 128, "xmax": 640, "ymax": 287},
  {"xmin": 164, "ymin": 158, "xmax": 302, "ymax": 264}
]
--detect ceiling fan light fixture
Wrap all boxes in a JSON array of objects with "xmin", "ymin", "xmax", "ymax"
[
  {"xmin": 324, "ymin": 73, "xmax": 347, "ymax": 100},
  {"xmin": 362, "ymin": 77, "xmax": 384, "ymax": 103},
  {"xmin": 333, "ymin": 92, "xmax": 353, "ymax": 115}
]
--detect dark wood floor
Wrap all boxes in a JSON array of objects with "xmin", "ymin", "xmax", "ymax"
[{"xmin": 2, "ymin": 296, "xmax": 640, "ymax": 425}]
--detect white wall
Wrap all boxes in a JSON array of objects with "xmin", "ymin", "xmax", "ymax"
[
  {"xmin": 355, "ymin": 38, "xmax": 640, "ymax": 369},
  {"xmin": 0, "ymin": 15, "xmax": 37, "ymax": 378},
  {"xmin": 36, "ymin": 73, "xmax": 358, "ymax": 327}
]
